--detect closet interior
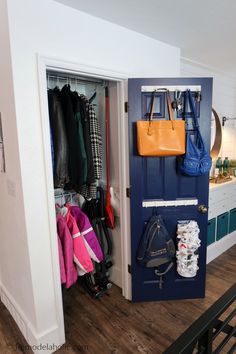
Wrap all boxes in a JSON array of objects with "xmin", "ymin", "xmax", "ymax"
[{"xmin": 46, "ymin": 70, "xmax": 123, "ymax": 299}]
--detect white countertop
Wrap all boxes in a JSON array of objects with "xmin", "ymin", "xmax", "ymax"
[{"xmin": 209, "ymin": 176, "xmax": 236, "ymax": 190}]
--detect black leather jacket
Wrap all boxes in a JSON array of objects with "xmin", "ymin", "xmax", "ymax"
[{"xmin": 48, "ymin": 89, "xmax": 69, "ymax": 188}]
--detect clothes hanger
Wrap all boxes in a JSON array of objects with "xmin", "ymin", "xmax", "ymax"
[{"xmin": 89, "ymin": 91, "xmax": 97, "ymax": 104}]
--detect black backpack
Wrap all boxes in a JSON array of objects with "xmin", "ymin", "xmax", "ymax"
[{"xmin": 137, "ymin": 213, "xmax": 175, "ymax": 289}]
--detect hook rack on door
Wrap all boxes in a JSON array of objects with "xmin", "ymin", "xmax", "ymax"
[
  {"xmin": 142, "ymin": 198, "xmax": 198, "ymax": 208},
  {"xmin": 141, "ymin": 85, "xmax": 201, "ymax": 93}
]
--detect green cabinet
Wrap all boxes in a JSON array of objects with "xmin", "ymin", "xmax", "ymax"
[
  {"xmin": 216, "ymin": 212, "xmax": 229, "ymax": 240},
  {"xmin": 229, "ymin": 208, "xmax": 236, "ymax": 233},
  {"xmin": 207, "ymin": 218, "xmax": 216, "ymax": 245}
]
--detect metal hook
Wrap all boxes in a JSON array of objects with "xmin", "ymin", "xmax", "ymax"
[{"xmin": 222, "ymin": 116, "xmax": 236, "ymax": 126}]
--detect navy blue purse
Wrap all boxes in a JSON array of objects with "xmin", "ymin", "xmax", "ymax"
[{"xmin": 180, "ymin": 90, "xmax": 212, "ymax": 176}]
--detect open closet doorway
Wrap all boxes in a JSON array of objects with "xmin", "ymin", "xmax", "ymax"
[{"xmin": 37, "ymin": 57, "xmax": 131, "ymax": 346}]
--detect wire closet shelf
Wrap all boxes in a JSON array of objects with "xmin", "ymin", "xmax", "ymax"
[{"xmin": 46, "ymin": 70, "xmax": 108, "ymax": 88}]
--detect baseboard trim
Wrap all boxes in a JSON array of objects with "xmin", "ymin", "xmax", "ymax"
[
  {"xmin": 110, "ymin": 265, "xmax": 122, "ymax": 288},
  {"xmin": 0, "ymin": 283, "xmax": 64, "ymax": 354},
  {"xmin": 207, "ymin": 231, "xmax": 236, "ymax": 264}
]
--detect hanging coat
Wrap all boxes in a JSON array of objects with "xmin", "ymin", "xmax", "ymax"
[
  {"xmin": 48, "ymin": 89, "xmax": 69, "ymax": 188},
  {"xmin": 64, "ymin": 207, "xmax": 94, "ymax": 275},
  {"xmin": 57, "ymin": 235, "xmax": 66, "ymax": 285},
  {"xmin": 50, "ymin": 126, "xmax": 55, "ymax": 174},
  {"xmin": 79, "ymin": 95, "xmax": 95, "ymax": 185},
  {"xmin": 70, "ymin": 205, "xmax": 104, "ymax": 263},
  {"xmin": 56, "ymin": 214, "xmax": 78, "ymax": 288},
  {"xmin": 88, "ymin": 104, "xmax": 102, "ymax": 180},
  {"xmin": 60, "ymin": 85, "xmax": 88, "ymax": 189},
  {"xmin": 79, "ymin": 102, "xmax": 102, "ymax": 199}
]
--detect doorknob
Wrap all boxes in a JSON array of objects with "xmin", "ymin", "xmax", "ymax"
[{"xmin": 198, "ymin": 205, "xmax": 208, "ymax": 213}]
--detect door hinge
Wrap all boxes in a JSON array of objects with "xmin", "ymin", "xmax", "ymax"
[
  {"xmin": 126, "ymin": 187, "xmax": 130, "ymax": 198},
  {"xmin": 124, "ymin": 101, "xmax": 128, "ymax": 113},
  {"xmin": 128, "ymin": 264, "xmax": 132, "ymax": 274}
]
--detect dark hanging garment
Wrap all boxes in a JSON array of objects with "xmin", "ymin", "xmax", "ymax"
[
  {"xmin": 50, "ymin": 125, "xmax": 54, "ymax": 174},
  {"xmin": 48, "ymin": 89, "xmax": 69, "ymax": 188},
  {"xmin": 79, "ymin": 96, "xmax": 95, "ymax": 185},
  {"xmin": 70, "ymin": 91, "xmax": 88, "ymax": 186},
  {"xmin": 88, "ymin": 104, "xmax": 102, "ymax": 180},
  {"xmin": 79, "ymin": 102, "xmax": 102, "ymax": 200},
  {"xmin": 60, "ymin": 85, "xmax": 88, "ymax": 189}
]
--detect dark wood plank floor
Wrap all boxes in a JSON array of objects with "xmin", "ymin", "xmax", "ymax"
[{"xmin": 0, "ymin": 246, "xmax": 235, "ymax": 354}]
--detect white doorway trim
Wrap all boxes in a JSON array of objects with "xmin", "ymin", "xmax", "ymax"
[{"xmin": 37, "ymin": 54, "xmax": 132, "ymax": 346}]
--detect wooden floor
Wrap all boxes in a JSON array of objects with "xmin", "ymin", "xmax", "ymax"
[{"xmin": 0, "ymin": 246, "xmax": 235, "ymax": 354}]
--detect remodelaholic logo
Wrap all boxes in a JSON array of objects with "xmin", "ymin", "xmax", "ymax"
[{"xmin": 15, "ymin": 343, "xmax": 89, "ymax": 351}]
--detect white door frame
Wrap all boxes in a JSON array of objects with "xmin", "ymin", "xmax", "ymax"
[{"xmin": 37, "ymin": 54, "xmax": 132, "ymax": 344}]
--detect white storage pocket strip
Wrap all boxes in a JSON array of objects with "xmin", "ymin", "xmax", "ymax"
[{"xmin": 176, "ymin": 220, "xmax": 201, "ymax": 278}]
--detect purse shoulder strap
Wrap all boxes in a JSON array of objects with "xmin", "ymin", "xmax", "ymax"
[
  {"xmin": 166, "ymin": 90, "xmax": 174, "ymax": 121},
  {"xmin": 185, "ymin": 90, "xmax": 207, "ymax": 153},
  {"xmin": 186, "ymin": 90, "xmax": 199, "ymax": 128},
  {"xmin": 149, "ymin": 89, "xmax": 174, "ymax": 122},
  {"xmin": 149, "ymin": 93, "xmax": 155, "ymax": 122}
]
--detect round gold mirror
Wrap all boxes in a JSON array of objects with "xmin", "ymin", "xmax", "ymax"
[{"xmin": 210, "ymin": 108, "xmax": 222, "ymax": 161}]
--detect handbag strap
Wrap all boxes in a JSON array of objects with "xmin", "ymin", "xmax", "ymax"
[
  {"xmin": 149, "ymin": 94, "xmax": 155, "ymax": 121},
  {"xmin": 166, "ymin": 90, "xmax": 174, "ymax": 121},
  {"xmin": 149, "ymin": 90, "xmax": 174, "ymax": 130},
  {"xmin": 185, "ymin": 90, "xmax": 199, "ymax": 128},
  {"xmin": 185, "ymin": 90, "xmax": 207, "ymax": 154},
  {"xmin": 149, "ymin": 90, "xmax": 173, "ymax": 122}
]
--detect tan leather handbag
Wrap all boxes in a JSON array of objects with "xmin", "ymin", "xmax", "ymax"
[{"xmin": 136, "ymin": 91, "xmax": 186, "ymax": 156}]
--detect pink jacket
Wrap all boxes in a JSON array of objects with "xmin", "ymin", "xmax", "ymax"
[
  {"xmin": 70, "ymin": 205, "xmax": 104, "ymax": 263},
  {"xmin": 57, "ymin": 235, "xmax": 66, "ymax": 284},
  {"xmin": 57, "ymin": 214, "xmax": 78, "ymax": 288},
  {"xmin": 65, "ymin": 209, "xmax": 94, "ymax": 276}
]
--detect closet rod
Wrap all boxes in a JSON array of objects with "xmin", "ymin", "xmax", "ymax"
[
  {"xmin": 47, "ymin": 73, "xmax": 106, "ymax": 86},
  {"xmin": 54, "ymin": 191, "xmax": 77, "ymax": 198}
]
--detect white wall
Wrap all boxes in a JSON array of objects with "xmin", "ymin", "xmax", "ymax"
[
  {"xmin": 0, "ymin": 0, "xmax": 37, "ymax": 338},
  {"xmin": 0, "ymin": 0, "xmax": 180, "ymax": 352},
  {"xmin": 181, "ymin": 59, "xmax": 236, "ymax": 160}
]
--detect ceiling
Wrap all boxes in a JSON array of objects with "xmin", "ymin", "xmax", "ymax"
[{"xmin": 55, "ymin": 0, "xmax": 236, "ymax": 76}]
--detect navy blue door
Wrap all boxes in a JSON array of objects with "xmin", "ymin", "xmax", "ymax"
[{"xmin": 128, "ymin": 78, "xmax": 213, "ymax": 302}]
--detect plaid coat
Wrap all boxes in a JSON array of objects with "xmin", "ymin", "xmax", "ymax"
[{"xmin": 79, "ymin": 97, "xmax": 102, "ymax": 199}]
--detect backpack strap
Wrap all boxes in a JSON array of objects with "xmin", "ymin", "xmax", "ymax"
[
  {"xmin": 152, "ymin": 207, "xmax": 159, "ymax": 216},
  {"xmin": 154, "ymin": 262, "xmax": 174, "ymax": 290},
  {"xmin": 154, "ymin": 262, "xmax": 174, "ymax": 277}
]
